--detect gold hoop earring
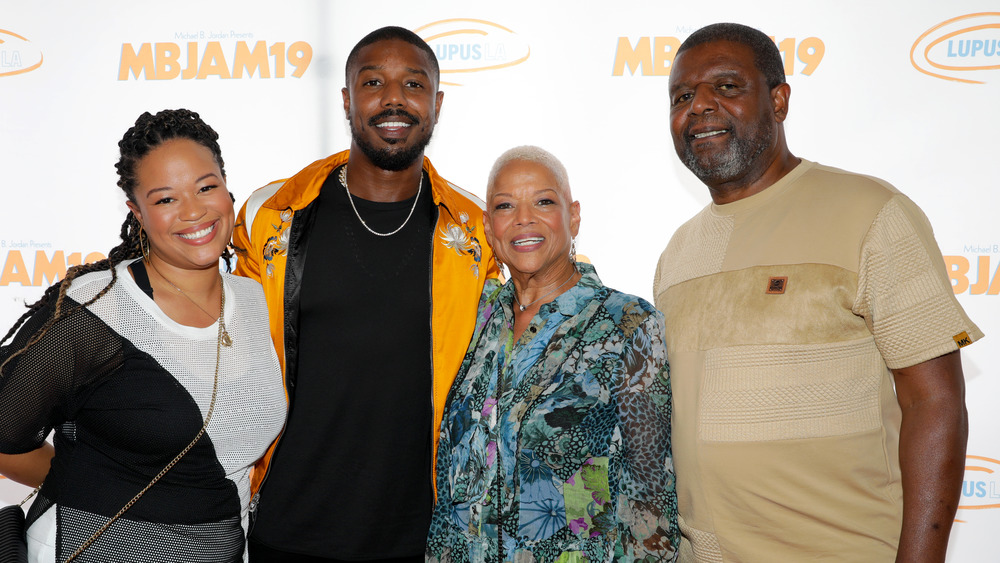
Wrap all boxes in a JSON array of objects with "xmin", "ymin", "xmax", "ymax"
[{"xmin": 138, "ymin": 227, "xmax": 150, "ymax": 263}]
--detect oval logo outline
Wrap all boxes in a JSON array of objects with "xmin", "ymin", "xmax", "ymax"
[
  {"xmin": 0, "ymin": 28, "xmax": 44, "ymax": 78},
  {"xmin": 910, "ymin": 13, "xmax": 1000, "ymax": 84},
  {"xmin": 959, "ymin": 455, "xmax": 1000, "ymax": 512},
  {"xmin": 415, "ymin": 19, "xmax": 529, "ymax": 85}
]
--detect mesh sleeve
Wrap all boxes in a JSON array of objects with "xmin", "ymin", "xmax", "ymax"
[{"xmin": 0, "ymin": 298, "xmax": 123, "ymax": 453}]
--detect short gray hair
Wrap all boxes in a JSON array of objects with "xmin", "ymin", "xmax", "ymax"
[
  {"xmin": 486, "ymin": 145, "xmax": 570, "ymax": 195},
  {"xmin": 678, "ymin": 23, "xmax": 785, "ymax": 89}
]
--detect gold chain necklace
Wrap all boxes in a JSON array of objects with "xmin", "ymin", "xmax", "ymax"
[{"xmin": 146, "ymin": 260, "xmax": 232, "ymax": 346}]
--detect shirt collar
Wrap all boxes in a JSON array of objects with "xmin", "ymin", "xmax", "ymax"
[{"xmin": 496, "ymin": 262, "xmax": 602, "ymax": 319}]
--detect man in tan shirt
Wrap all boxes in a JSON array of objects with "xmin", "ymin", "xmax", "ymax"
[{"xmin": 654, "ymin": 22, "xmax": 980, "ymax": 562}]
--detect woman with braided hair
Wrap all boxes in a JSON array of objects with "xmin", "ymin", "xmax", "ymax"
[{"xmin": 0, "ymin": 109, "xmax": 285, "ymax": 562}]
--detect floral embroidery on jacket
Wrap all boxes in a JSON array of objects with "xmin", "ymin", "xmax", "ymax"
[
  {"xmin": 440, "ymin": 211, "xmax": 483, "ymax": 279},
  {"xmin": 427, "ymin": 263, "xmax": 679, "ymax": 563},
  {"xmin": 261, "ymin": 207, "xmax": 293, "ymax": 278}
]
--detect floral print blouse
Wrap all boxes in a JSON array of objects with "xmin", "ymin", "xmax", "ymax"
[{"xmin": 427, "ymin": 263, "xmax": 679, "ymax": 562}]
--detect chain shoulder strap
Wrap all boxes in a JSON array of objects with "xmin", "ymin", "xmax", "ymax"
[
  {"xmin": 17, "ymin": 486, "xmax": 40, "ymax": 507},
  {"xmin": 63, "ymin": 282, "xmax": 226, "ymax": 562}
]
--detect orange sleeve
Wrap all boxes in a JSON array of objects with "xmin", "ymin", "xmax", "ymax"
[{"xmin": 232, "ymin": 199, "xmax": 259, "ymax": 281}]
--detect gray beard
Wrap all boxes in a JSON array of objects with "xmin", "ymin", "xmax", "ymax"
[{"xmin": 682, "ymin": 126, "xmax": 771, "ymax": 186}]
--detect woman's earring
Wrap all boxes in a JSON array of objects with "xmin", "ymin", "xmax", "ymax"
[
  {"xmin": 139, "ymin": 227, "xmax": 150, "ymax": 263},
  {"xmin": 569, "ymin": 237, "xmax": 577, "ymax": 262}
]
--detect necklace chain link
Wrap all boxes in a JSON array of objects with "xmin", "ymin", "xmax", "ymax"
[
  {"xmin": 339, "ymin": 165, "xmax": 422, "ymax": 237},
  {"xmin": 513, "ymin": 268, "xmax": 578, "ymax": 312},
  {"xmin": 147, "ymin": 260, "xmax": 232, "ymax": 346}
]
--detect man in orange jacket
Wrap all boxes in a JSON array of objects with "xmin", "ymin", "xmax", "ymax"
[{"xmin": 234, "ymin": 26, "xmax": 498, "ymax": 562}]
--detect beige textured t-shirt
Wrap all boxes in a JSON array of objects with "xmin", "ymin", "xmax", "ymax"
[{"xmin": 653, "ymin": 160, "xmax": 982, "ymax": 562}]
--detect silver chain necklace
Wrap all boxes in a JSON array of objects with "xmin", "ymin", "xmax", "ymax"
[
  {"xmin": 339, "ymin": 165, "xmax": 423, "ymax": 237},
  {"xmin": 513, "ymin": 269, "xmax": 578, "ymax": 312}
]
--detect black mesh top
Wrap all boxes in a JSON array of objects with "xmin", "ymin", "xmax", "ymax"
[{"xmin": 0, "ymin": 260, "xmax": 285, "ymax": 562}]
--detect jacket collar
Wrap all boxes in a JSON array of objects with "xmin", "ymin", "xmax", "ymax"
[{"xmin": 263, "ymin": 149, "xmax": 467, "ymax": 215}]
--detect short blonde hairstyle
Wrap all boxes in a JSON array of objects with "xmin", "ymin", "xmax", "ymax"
[{"xmin": 486, "ymin": 145, "xmax": 570, "ymax": 197}]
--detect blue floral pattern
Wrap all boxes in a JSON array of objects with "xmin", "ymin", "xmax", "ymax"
[{"xmin": 427, "ymin": 263, "xmax": 679, "ymax": 562}]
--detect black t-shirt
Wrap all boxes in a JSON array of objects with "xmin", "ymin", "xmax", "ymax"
[{"xmin": 252, "ymin": 166, "xmax": 434, "ymax": 559}]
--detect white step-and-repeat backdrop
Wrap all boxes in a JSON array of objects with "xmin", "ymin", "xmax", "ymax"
[{"xmin": 2, "ymin": 2, "xmax": 997, "ymax": 560}]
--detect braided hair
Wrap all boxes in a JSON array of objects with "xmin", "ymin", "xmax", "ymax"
[{"xmin": 1, "ymin": 109, "xmax": 231, "ymax": 371}]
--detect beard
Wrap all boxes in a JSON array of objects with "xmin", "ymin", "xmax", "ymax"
[
  {"xmin": 350, "ymin": 109, "xmax": 434, "ymax": 172},
  {"xmin": 680, "ymin": 117, "xmax": 773, "ymax": 186}
]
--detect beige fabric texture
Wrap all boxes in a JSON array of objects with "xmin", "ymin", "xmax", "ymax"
[{"xmin": 654, "ymin": 160, "xmax": 982, "ymax": 562}]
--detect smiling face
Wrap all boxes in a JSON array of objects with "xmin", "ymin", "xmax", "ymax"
[
  {"xmin": 126, "ymin": 138, "xmax": 234, "ymax": 274},
  {"xmin": 342, "ymin": 38, "xmax": 443, "ymax": 172},
  {"xmin": 669, "ymin": 40, "xmax": 789, "ymax": 194},
  {"xmin": 484, "ymin": 159, "xmax": 580, "ymax": 285}
]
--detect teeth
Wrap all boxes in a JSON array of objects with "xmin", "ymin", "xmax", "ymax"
[
  {"xmin": 179, "ymin": 224, "xmax": 215, "ymax": 240},
  {"xmin": 694, "ymin": 130, "xmax": 726, "ymax": 139},
  {"xmin": 513, "ymin": 237, "xmax": 544, "ymax": 246},
  {"xmin": 377, "ymin": 121, "xmax": 410, "ymax": 128}
]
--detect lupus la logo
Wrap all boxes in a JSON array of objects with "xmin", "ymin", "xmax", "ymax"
[
  {"xmin": 911, "ymin": 12, "xmax": 1000, "ymax": 84},
  {"xmin": 415, "ymin": 19, "xmax": 529, "ymax": 86},
  {"xmin": 0, "ymin": 29, "xmax": 44, "ymax": 77},
  {"xmin": 957, "ymin": 455, "xmax": 1000, "ymax": 523}
]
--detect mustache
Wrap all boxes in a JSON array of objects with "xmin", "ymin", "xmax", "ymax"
[
  {"xmin": 367, "ymin": 109, "xmax": 420, "ymax": 127},
  {"xmin": 684, "ymin": 118, "xmax": 732, "ymax": 139}
]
